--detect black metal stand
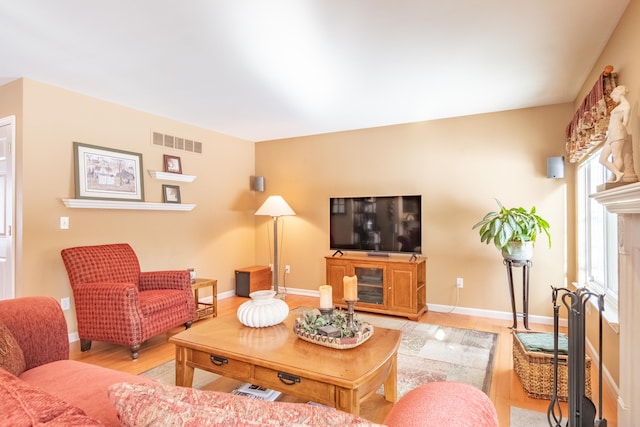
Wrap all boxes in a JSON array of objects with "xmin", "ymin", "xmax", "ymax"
[
  {"xmin": 548, "ymin": 287, "xmax": 606, "ymax": 427},
  {"xmin": 503, "ymin": 259, "xmax": 532, "ymax": 330}
]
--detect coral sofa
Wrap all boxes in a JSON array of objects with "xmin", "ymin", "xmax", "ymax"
[
  {"xmin": 0, "ymin": 296, "xmax": 498, "ymax": 426},
  {"xmin": 0, "ymin": 296, "xmax": 155, "ymax": 425}
]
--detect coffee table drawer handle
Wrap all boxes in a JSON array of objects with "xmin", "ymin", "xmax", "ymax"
[
  {"xmin": 210, "ymin": 355, "xmax": 228, "ymax": 366},
  {"xmin": 278, "ymin": 372, "xmax": 301, "ymax": 386}
]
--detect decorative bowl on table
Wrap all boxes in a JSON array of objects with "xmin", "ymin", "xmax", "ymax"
[
  {"xmin": 237, "ymin": 290, "xmax": 289, "ymax": 328},
  {"xmin": 292, "ymin": 309, "xmax": 374, "ymax": 349}
]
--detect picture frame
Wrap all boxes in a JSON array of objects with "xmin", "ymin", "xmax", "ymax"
[
  {"xmin": 163, "ymin": 154, "xmax": 182, "ymax": 174},
  {"xmin": 73, "ymin": 142, "xmax": 144, "ymax": 201},
  {"xmin": 162, "ymin": 184, "xmax": 181, "ymax": 203}
]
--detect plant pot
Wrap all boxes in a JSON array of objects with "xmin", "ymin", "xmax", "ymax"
[{"xmin": 502, "ymin": 241, "xmax": 534, "ymax": 262}]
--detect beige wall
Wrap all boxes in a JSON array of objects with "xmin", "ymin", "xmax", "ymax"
[
  {"xmin": 2, "ymin": 78, "xmax": 258, "ymax": 332},
  {"xmin": 253, "ymin": 2, "xmax": 640, "ymax": 392},
  {"xmin": 256, "ymin": 104, "xmax": 574, "ymax": 317}
]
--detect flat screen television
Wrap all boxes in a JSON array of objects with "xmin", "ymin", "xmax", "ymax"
[{"xmin": 330, "ymin": 195, "xmax": 422, "ymax": 255}]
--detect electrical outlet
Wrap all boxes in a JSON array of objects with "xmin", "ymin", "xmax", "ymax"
[
  {"xmin": 456, "ymin": 277, "xmax": 464, "ymax": 288},
  {"xmin": 285, "ymin": 265, "xmax": 291, "ymax": 274},
  {"xmin": 60, "ymin": 297, "xmax": 70, "ymax": 311}
]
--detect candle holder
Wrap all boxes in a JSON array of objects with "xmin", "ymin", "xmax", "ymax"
[
  {"xmin": 318, "ymin": 306, "xmax": 334, "ymax": 322},
  {"xmin": 344, "ymin": 299, "xmax": 359, "ymax": 333}
]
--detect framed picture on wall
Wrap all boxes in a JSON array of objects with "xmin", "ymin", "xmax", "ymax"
[
  {"xmin": 163, "ymin": 154, "xmax": 182, "ymax": 174},
  {"xmin": 73, "ymin": 142, "xmax": 144, "ymax": 201},
  {"xmin": 162, "ymin": 184, "xmax": 181, "ymax": 203}
]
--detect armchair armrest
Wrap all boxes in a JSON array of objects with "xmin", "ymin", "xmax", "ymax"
[
  {"xmin": 73, "ymin": 283, "xmax": 144, "ymax": 342},
  {"xmin": 0, "ymin": 297, "xmax": 69, "ymax": 370},
  {"xmin": 139, "ymin": 270, "xmax": 191, "ymax": 292},
  {"xmin": 73, "ymin": 282, "xmax": 140, "ymax": 315}
]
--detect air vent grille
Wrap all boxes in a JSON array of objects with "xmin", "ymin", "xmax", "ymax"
[{"xmin": 152, "ymin": 132, "xmax": 203, "ymax": 154}]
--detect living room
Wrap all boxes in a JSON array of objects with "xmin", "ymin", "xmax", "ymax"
[{"xmin": 1, "ymin": 1, "xmax": 639, "ymax": 425}]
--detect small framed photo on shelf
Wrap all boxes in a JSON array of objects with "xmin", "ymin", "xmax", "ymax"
[
  {"xmin": 163, "ymin": 154, "xmax": 182, "ymax": 174},
  {"xmin": 162, "ymin": 184, "xmax": 181, "ymax": 203}
]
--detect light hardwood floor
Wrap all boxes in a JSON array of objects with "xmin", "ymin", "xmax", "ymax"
[{"xmin": 70, "ymin": 294, "xmax": 617, "ymax": 426}]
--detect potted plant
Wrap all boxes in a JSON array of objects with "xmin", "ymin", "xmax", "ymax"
[{"xmin": 472, "ymin": 199, "xmax": 551, "ymax": 261}]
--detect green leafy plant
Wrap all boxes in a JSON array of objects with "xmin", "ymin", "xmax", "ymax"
[
  {"xmin": 472, "ymin": 199, "xmax": 551, "ymax": 254},
  {"xmin": 299, "ymin": 309, "xmax": 362, "ymax": 338}
]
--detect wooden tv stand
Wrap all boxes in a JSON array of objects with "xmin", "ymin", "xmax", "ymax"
[{"xmin": 325, "ymin": 255, "xmax": 427, "ymax": 320}]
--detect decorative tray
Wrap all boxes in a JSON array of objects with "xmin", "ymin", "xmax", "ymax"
[{"xmin": 292, "ymin": 314, "xmax": 374, "ymax": 349}]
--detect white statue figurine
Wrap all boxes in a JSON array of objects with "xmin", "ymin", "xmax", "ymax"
[{"xmin": 599, "ymin": 85, "xmax": 630, "ymax": 182}]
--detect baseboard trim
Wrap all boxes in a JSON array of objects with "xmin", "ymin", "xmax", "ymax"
[{"xmin": 427, "ymin": 303, "xmax": 568, "ymax": 327}]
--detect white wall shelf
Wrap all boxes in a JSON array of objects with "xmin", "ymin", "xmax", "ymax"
[
  {"xmin": 62, "ymin": 198, "xmax": 196, "ymax": 211},
  {"xmin": 147, "ymin": 170, "xmax": 196, "ymax": 182}
]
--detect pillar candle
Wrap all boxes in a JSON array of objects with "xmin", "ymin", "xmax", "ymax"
[
  {"xmin": 343, "ymin": 275, "xmax": 358, "ymax": 301},
  {"xmin": 319, "ymin": 285, "xmax": 333, "ymax": 308}
]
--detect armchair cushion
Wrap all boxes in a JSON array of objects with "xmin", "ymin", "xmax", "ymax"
[{"xmin": 139, "ymin": 289, "xmax": 189, "ymax": 317}]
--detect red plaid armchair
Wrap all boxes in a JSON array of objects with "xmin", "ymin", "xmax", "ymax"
[{"xmin": 61, "ymin": 243, "xmax": 196, "ymax": 359}]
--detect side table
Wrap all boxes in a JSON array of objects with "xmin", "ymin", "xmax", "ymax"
[{"xmin": 192, "ymin": 278, "xmax": 217, "ymax": 320}]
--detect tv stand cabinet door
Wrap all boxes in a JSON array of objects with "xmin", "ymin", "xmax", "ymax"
[
  {"xmin": 388, "ymin": 264, "xmax": 417, "ymax": 313},
  {"xmin": 326, "ymin": 258, "xmax": 349, "ymax": 301}
]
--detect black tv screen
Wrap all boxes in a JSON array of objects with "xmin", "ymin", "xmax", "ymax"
[{"xmin": 330, "ymin": 195, "xmax": 422, "ymax": 254}]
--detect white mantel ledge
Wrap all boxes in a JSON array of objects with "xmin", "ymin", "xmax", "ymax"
[
  {"xmin": 62, "ymin": 198, "xmax": 196, "ymax": 211},
  {"xmin": 590, "ymin": 182, "xmax": 640, "ymax": 214}
]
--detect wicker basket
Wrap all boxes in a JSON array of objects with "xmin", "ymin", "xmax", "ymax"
[{"xmin": 512, "ymin": 331, "xmax": 592, "ymax": 401}]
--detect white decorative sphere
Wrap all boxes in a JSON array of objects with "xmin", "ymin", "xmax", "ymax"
[{"xmin": 237, "ymin": 290, "xmax": 289, "ymax": 328}]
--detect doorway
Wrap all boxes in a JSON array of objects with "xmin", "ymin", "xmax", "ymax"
[{"xmin": 0, "ymin": 116, "xmax": 15, "ymax": 300}]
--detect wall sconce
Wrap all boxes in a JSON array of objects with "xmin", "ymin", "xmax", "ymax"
[
  {"xmin": 547, "ymin": 157, "xmax": 565, "ymax": 179},
  {"xmin": 252, "ymin": 176, "xmax": 265, "ymax": 192}
]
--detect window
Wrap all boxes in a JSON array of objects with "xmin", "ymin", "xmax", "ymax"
[
  {"xmin": 331, "ymin": 198, "xmax": 346, "ymax": 215},
  {"xmin": 576, "ymin": 149, "xmax": 618, "ymax": 315}
]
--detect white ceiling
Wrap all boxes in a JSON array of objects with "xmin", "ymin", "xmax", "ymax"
[{"xmin": 0, "ymin": 1, "xmax": 629, "ymax": 141}]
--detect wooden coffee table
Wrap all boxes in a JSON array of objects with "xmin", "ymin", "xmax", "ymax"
[{"xmin": 169, "ymin": 311, "xmax": 401, "ymax": 415}]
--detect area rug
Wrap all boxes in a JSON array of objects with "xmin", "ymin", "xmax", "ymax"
[
  {"xmin": 141, "ymin": 310, "xmax": 497, "ymax": 400},
  {"xmin": 380, "ymin": 319, "xmax": 497, "ymax": 397},
  {"xmin": 510, "ymin": 406, "xmax": 548, "ymax": 427}
]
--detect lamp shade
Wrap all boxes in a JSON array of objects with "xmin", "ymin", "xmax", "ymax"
[{"xmin": 255, "ymin": 195, "xmax": 296, "ymax": 217}]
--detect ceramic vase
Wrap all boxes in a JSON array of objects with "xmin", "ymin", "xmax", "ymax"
[{"xmin": 237, "ymin": 290, "xmax": 289, "ymax": 328}]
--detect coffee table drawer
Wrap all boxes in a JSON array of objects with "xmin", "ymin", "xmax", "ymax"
[
  {"xmin": 254, "ymin": 366, "xmax": 334, "ymax": 402},
  {"xmin": 190, "ymin": 351, "xmax": 252, "ymax": 378}
]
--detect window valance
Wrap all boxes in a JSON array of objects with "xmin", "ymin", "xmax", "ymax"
[{"xmin": 566, "ymin": 66, "xmax": 618, "ymax": 163}]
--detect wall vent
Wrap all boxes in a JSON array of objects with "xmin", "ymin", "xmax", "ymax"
[{"xmin": 152, "ymin": 131, "xmax": 203, "ymax": 154}]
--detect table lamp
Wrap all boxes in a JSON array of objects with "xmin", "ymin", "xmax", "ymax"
[{"xmin": 255, "ymin": 195, "xmax": 296, "ymax": 298}]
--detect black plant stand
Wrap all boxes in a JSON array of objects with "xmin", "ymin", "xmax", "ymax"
[{"xmin": 503, "ymin": 259, "xmax": 531, "ymax": 330}]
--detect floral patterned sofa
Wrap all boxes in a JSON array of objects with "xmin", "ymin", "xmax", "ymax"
[{"xmin": 0, "ymin": 296, "xmax": 498, "ymax": 426}]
